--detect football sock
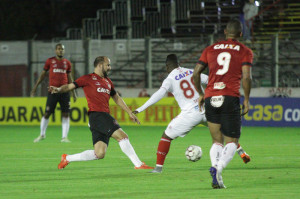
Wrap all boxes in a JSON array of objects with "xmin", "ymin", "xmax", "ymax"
[
  {"xmin": 217, "ymin": 142, "xmax": 237, "ymax": 172},
  {"xmin": 66, "ymin": 150, "xmax": 98, "ymax": 162},
  {"xmin": 119, "ymin": 138, "xmax": 143, "ymax": 167},
  {"xmin": 62, "ymin": 117, "xmax": 70, "ymax": 138},
  {"xmin": 210, "ymin": 143, "xmax": 223, "ymax": 167},
  {"xmin": 40, "ymin": 117, "xmax": 49, "ymax": 136},
  {"xmin": 156, "ymin": 138, "xmax": 171, "ymax": 166},
  {"xmin": 236, "ymin": 143, "xmax": 245, "ymax": 156}
]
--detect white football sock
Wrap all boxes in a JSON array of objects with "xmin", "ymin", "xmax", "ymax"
[
  {"xmin": 210, "ymin": 143, "xmax": 223, "ymax": 167},
  {"xmin": 66, "ymin": 150, "xmax": 98, "ymax": 162},
  {"xmin": 119, "ymin": 138, "xmax": 143, "ymax": 167},
  {"xmin": 217, "ymin": 142, "xmax": 237, "ymax": 172},
  {"xmin": 40, "ymin": 117, "xmax": 49, "ymax": 136},
  {"xmin": 236, "ymin": 145, "xmax": 245, "ymax": 156},
  {"xmin": 62, "ymin": 117, "xmax": 70, "ymax": 138}
]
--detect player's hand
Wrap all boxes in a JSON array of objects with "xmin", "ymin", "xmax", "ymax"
[
  {"xmin": 48, "ymin": 86, "xmax": 59, "ymax": 94},
  {"xmin": 198, "ymin": 95, "xmax": 205, "ymax": 112},
  {"xmin": 132, "ymin": 110, "xmax": 139, "ymax": 115},
  {"xmin": 129, "ymin": 112, "xmax": 140, "ymax": 125},
  {"xmin": 241, "ymin": 99, "xmax": 250, "ymax": 116},
  {"xmin": 73, "ymin": 94, "xmax": 77, "ymax": 103}
]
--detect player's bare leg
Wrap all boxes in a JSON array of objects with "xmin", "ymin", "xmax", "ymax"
[
  {"xmin": 112, "ymin": 129, "xmax": 153, "ymax": 169},
  {"xmin": 236, "ymin": 143, "xmax": 250, "ymax": 163},
  {"xmin": 58, "ymin": 141, "xmax": 104, "ymax": 169},
  {"xmin": 150, "ymin": 132, "xmax": 173, "ymax": 173}
]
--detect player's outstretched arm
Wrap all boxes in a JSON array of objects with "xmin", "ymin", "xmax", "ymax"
[
  {"xmin": 241, "ymin": 65, "xmax": 252, "ymax": 116},
  {"xmin": 112, "ymin": 93, "xmax": 140, "ymax": 124},
  {"xmin": 134, "ymin": 87, "xmax": 167, "ymax": 114},
  {"xmin": 49, "ymin": 83, "xmax": 76, "ymax": 94}
]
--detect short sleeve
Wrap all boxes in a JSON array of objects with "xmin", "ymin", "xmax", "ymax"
[
  {"xmin": 197, "ymin": 48, "xmax": 208, "ymax": 66},
  {"xmin": 67, "ymin": 60, "xmax": 72, "ymax": 73},
  {"xmin": 161, "ymin": 78, "xmax": 172, "ymax": 92},
  {"xmin": 74, "ymin": 75, "xmax": 87, "ymax": 88},
  {"xmin": 43, "ymin": 59, "xmax": 50, "ymax": 71},
  {"xmin": 242, "ymin": 48, "xmax": 253, "ymax": 67},
  {"xmin": 108, "ymin": 78, "xmax": 116, "ymax": 96}
]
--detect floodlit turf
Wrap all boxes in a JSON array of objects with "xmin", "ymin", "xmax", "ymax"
[{"xmin": 0, "ymin": 125, "xmax": 300, "ymax": 199}]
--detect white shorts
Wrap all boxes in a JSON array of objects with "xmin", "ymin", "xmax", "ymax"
[{"xmin": 165, "ymin": 108, "xmax": 207, "ymax": 139}]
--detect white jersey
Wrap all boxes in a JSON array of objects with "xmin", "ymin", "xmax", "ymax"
[
  {"xmin": 161, "ymin": 67, "xmax": 208, "ymax": 112},
  {"xmin": 136, "ymin": 67, "xmax": 208, "ymax": 113}
]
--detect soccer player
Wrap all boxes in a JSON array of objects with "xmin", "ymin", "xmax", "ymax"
[
  {"xmin": 133, "ymin": 54, "xmax": 250, "ymax": 173},
  {"xmin": 49, "ymin": 56, "xmax": 153, "ymax": 170},
  {"xmin": 193, "ymin": 19, "xmax": 253, "ymax": 189},
  {"xmin": 31, "ymin": 43, "xmax": 76, "ymax": 143}
]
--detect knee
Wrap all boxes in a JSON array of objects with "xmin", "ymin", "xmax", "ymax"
[
  {"xmin": 62, "ymin": 113, "xmax": 69, "ymax": 118},
  {"xmin": 116, "ymin": 134, "xmax": 128, "ymax": 142},
  {"xmin": 162, "ymin": 132, "xmax": 173, "ymax": 140},
  {"xmin": 44, "ymin": 112, "xmax": 51, "ymax": 119},
  {"xmin": 94, "ymin": 151, "xmax": 105, "ymax": 159}
]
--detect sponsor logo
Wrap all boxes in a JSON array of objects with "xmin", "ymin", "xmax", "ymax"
[
  {"xmin": 97, "ymin": 87, "xmax": 110, "ymax": 94},
  {"xmin": 210, "ymin": 96, "xmax": 224, "ymax": 108},
  {"xmin": 244, "ymin": 105, "xmax": 300, "ymax": 122},
  {"xmin": 214, "ymin": 44, "xmax": 240, "ymax": 51},
  {"xmin": 214, "ymin": 82, "xmax": 226, "ymax": 89},
  {"xmin": 175, "ymin": 70, "xmax": 193, "ymax": 80},
  {"xmin": 53, "ymin": 68, "xmax": 66, "ymax": 73}
]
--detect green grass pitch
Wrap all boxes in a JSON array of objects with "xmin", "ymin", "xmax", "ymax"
[{"xmin": 0, "ymin": 125, "xmax": 300, "ymax": 199}]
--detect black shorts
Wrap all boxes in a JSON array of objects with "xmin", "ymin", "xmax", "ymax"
[
  {"xmin": 205, "ymin": 96, "xmax": 241, "ymax": 138},
  {"xmin": 88, "ymin": 112, "xmax": 121, "ymax": 146},
  {"xmin": 45, "ymin": 92, "xmax": 70, "ymax": 114}
]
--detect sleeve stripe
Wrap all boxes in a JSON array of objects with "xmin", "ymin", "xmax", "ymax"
[
  {"xmin": 197, "ymin": 60, "xmax": 208, "ymax": 67},
  {"xmin": 242, "ymin": 62, "xmax": 252, "ymax": 66},
  {"xmin": 110, "ymin": 88, "xmax": 116, "ymax": 96},
  {"xmin": 73, "ymin": 81, "xmax": 79, "ymax": 88}
]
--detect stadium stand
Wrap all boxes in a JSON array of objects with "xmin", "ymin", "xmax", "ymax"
[{"xmin": 54, "ymin": 0, "xmax": 299, "ymax": 88}]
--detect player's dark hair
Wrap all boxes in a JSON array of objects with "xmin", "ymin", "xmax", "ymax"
[
  {"xmin": 94, "ymin": 56, "xmax": 106, "ymax": 67},
  {"xmin": 166, "ymin": 54, "xmax": 179, "ymax": 68},
  {"xmin": 226, "ymin": 19, "xmax": 242, "ymax": 38},
  {"xmin": 55, "ymin": 43, "xmax": 64, "ymax": 49}
]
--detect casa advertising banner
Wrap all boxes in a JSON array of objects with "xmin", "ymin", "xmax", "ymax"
[{"xmin": 241, "ymin": 97, "xmax": 300, "ymax": 127}]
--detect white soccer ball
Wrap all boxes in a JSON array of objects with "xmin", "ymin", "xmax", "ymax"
[{"xmin": 185, "ymin": 145, "xmax": 202, "ymax": 162}]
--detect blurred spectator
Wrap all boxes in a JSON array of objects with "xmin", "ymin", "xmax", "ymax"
[
  {"xmin": 243, "ymin": 0, "xmax": 258, "ymax": 43},
  {"xmin": 239, "ymin": 0, "xmax": 247, "ymax": 37},
  {"xmin": 138, "ymin": 88, "xmax": 150, "ymax": 97}
]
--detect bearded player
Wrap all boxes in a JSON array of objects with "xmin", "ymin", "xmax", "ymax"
[{"xmin": 49, "ymin": 56, "xmax": 153, "ymax": 170}]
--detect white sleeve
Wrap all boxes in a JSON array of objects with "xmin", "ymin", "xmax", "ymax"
[
  {"xmin": 161, "ymin": 78, "xmax": 172, "ymax": 92},
  {"xmin": 200, "ymin": 74, "xmax": 208, "ymax": 85},
  {"xmin": 135, "ymin": 87, "xmax": 168, "ymax": 113}
]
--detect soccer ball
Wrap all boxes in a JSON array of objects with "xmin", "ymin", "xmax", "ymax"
[{"xmin": 185, "ymin": 145, "xmax": 202, "ymax": 162}]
